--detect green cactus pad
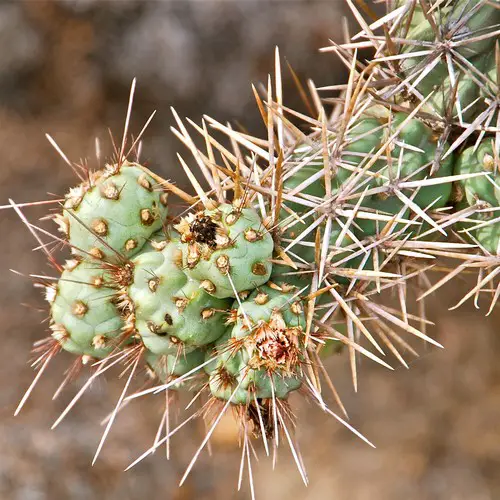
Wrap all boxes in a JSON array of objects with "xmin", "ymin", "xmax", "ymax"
[
  {"xmin": 57, "ymin": 161, "xmax": 168, "ymax": 263},
  {"xmin": 126, "ymin": 236, "xmax": 230, "ymax": 354},
  {"xmin": 206, "ymin": 286, "xmax": 305, "ymax": 404},
  {"xmin": 206, "ymin": 333, "xmax": 302, "ymax": 405},
  {"xmin": 49, "ymin": 259, "xmax": 123, "ymax": 358},
  {"xmin": 176, "ymin": 203, "xmax": 274, "ymax": 298}
]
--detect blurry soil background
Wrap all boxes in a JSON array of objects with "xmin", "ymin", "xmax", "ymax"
[{"xmin": 2, "ymin": 1, "xmax": 500, "ymax": 499}]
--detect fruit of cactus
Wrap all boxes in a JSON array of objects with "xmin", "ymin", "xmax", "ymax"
[
  {"xmin": 48, "ymin": 259, "xmax": 123, "ymax": 359},
  {"xmin": 206, "ymin": 285, "xmax": 305, "ymax": 404},
  {"xmin": 124, "ymin": 231, "xmax": 231, "ymax": 354},
  {"xmin": 176, "ymin": 202, "xmax": 274, "ymax": 298},
  {"xmin": 55, "ymin": 161, "xmax": 169, "ymax": 263}
]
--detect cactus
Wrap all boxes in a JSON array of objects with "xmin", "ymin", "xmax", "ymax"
[
  {"xmin": 453, "ymin": 141, "xmax": 500, "ymax": 256},
  {"xmin": 206, "ymin": 286, "xmax": 305, "ymax": 404},
  {"xmin": 48, "ymin": 259, "xmax": 123, "ymax": 359},
  {"xmin": 124, "ymin": 232, "xmax": 231, "ymax": 354},
  {"xmin": 146, "ymin": 349, "xmax": 207, "ymax": 390},
  {"xmin": 392, "ymin": 0, "xmax": 499, "ymax": 123},
  {"xmin": 341, "ymin": 110, "xmax": 454, "ymax": 235},
  {"xmin": 175, "ymin": 202, "xmax": 274, "ymax": 298},
  {"xmin": 55, "ymin": 161, "xmax": 169, "ymax": 263},
  {"xmin": 11, "ymin": 1, "xmax": 500, "ymax": 496},
  {"xmin": 455, "ymin": 142, "xmax": 499, "ymax": 208}
]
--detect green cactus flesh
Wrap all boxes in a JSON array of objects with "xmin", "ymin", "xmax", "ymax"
[
  {"xmin": 480, "ymin": 50, "xmax": 499, "ymax": 114},
  {"xmin": 454, "ymin": 201, "xmax": 500, "ymax": 256},
  {"xmin": 206, "ymin": 286, "xmax": 305, "ymax": 404},
  {"xmin": 274, "ymin": 216, "xmax": 364, "ymax": 289},
  {"xmin": 428, "ymin": 54, "xmax": 487, "ymax": 119},
  {"xmin": 49, "ymin": 260, "xmax": 124, "ymax": 358},
  {"xmin": 282, "ymin": 143, "xmax": 326, "ymax": 213},
  {"xmin": 350, "ymin": 113, "xmax": 453, "ymax": 235},
  {"xmin": 455, "ymin": 141, "xmax": 500, "ymax": 208},
  {"xmin": 399, "ymin": 1, "xmax": 499, "ymax": 62},
  {"xmin": 126, "ymin": 236, "xmax": 231, "ymax": 354},
  {"xmin": 475, "ymin": 222, "xmax": 500, "ymax": 256},
  {"xmin": 58, "ymin": 162, "xmax": 168, "ymax": 263},
  {"xmin": 454, "ymin": 140, "xmax": 500, "ymax": 256},
  {"xmin": 176, "ymin": 203, "xmax": 274, "ymax": 299},
  {"xmin": 447, "ymin": 0, "xmax": 500, "ymax": 57},
  {"xmin": 206, "ymin": 334, "xmax": 303, "ymax": 405},
  {"xmin": 283, "ymin": 114, "xmax": 453, "ymax": 238},
  {"xmin": 146, "ymin": 349, "xmax": 206, "ymax": 390}
]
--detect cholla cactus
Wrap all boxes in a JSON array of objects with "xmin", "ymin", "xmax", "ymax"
[
  {"xmin": 146, "ymin": 349, "xmax": 207, "ymax": 391},
  {"xmin": 9, "ymin": 0, "xmax": 500, "ymax": 497},
  {"xmin": 206, "ymin": 285, "xmax": 306, "ymax": 405},
  {"xmin": 175, "ymin": 202, "xmax": 274, "ymax": 298},
  {"xmin": 55, "ymin": 161, "xmax": 169, "ymax": 263},
  {"xmin": 124, "ymin": 231, "xmax": 231, "ymax": 353},
  {"xmin": 49, "ymin": 259, "xmax": 124, "ymax": 359}
]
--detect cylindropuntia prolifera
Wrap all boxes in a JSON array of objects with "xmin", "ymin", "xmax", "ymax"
[
  {"xmin": 206, "ymin": 285, "xmax": 306, "ymax": 404},
  {"xmin": 54, "ymin": 161, "xmax": 169, "ymax": 263},
  {"xmin": 145, "ymin": 349, "xmax": 207, "ymax": 391},
  {"xmin": 175, "ymin": 202, "xmax": 274, "ymax": 298},
  {"xmin": 48, "ymin": 259, "xmax": 124, "ymax": 359},
  {"xmin": 10, "ymin": 1, "xmax": 500, "ymax": 497},
  {"xmin": 124, "ymin": 231, "xmax": 231, "ymax": 354}
]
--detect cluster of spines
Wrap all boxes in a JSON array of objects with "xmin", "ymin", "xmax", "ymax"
[{"xmin": 10, "ymin": 1, "xmax": 500, "ymax": 498}]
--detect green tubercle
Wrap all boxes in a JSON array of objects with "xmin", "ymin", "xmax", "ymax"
[
  {"xmin": 454, "ymin": 141, "xmax": 500, "ymax": 256},
  {"xmin": 396, "ymin": 1, "xmax": 499, "ymax": 117},
  {"xmin": 455, "ymin": 141, "xmax": 500, "ymax": 208},
  {"xmin": 49, "ymin": 259, "xmax": 123, "ymax": 358},
  {"xmin": 447, "ymin": 0, "xmax": 500, "ymax": 57},
  {"xmin": 56, "ymin": 161, "xmax": 168, "ymax": 263},
  {"xmin": 176, "ymin": 202, "xmax": 274, "ymax": 299},
  {"xmin": 146, "ymin": 349, "xmax": 207, "ymax": 391},
  {"xmin": 282, "ymin": 143, "xmax": 326, "ymax": 213},
  {"xmin": 454, "ymin": 201, "xmax": 500, "ymax": 256},
  {"xmin": 126, "ymin": 233, "xmax": 231, "ymax": 355},
  {"xmin": 274, "ymin": 216, "xmax": 363, "ymax": 289},
  {"xmin": 206, "ymin": 286, "xmax": 305, "ymax": 404},
  {"xmin": 349, "ymin": 112, "xmax": 454, "ymax": 236}
]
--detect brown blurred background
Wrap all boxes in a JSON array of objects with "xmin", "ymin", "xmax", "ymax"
[{"xmin": 2, "ymin": 1, "xmax": 500, "ymax": 499}]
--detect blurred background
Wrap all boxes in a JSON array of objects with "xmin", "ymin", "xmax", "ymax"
[{"xmin": 2, "ymin": 1, "xmax": 500, "ymax": 499}]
